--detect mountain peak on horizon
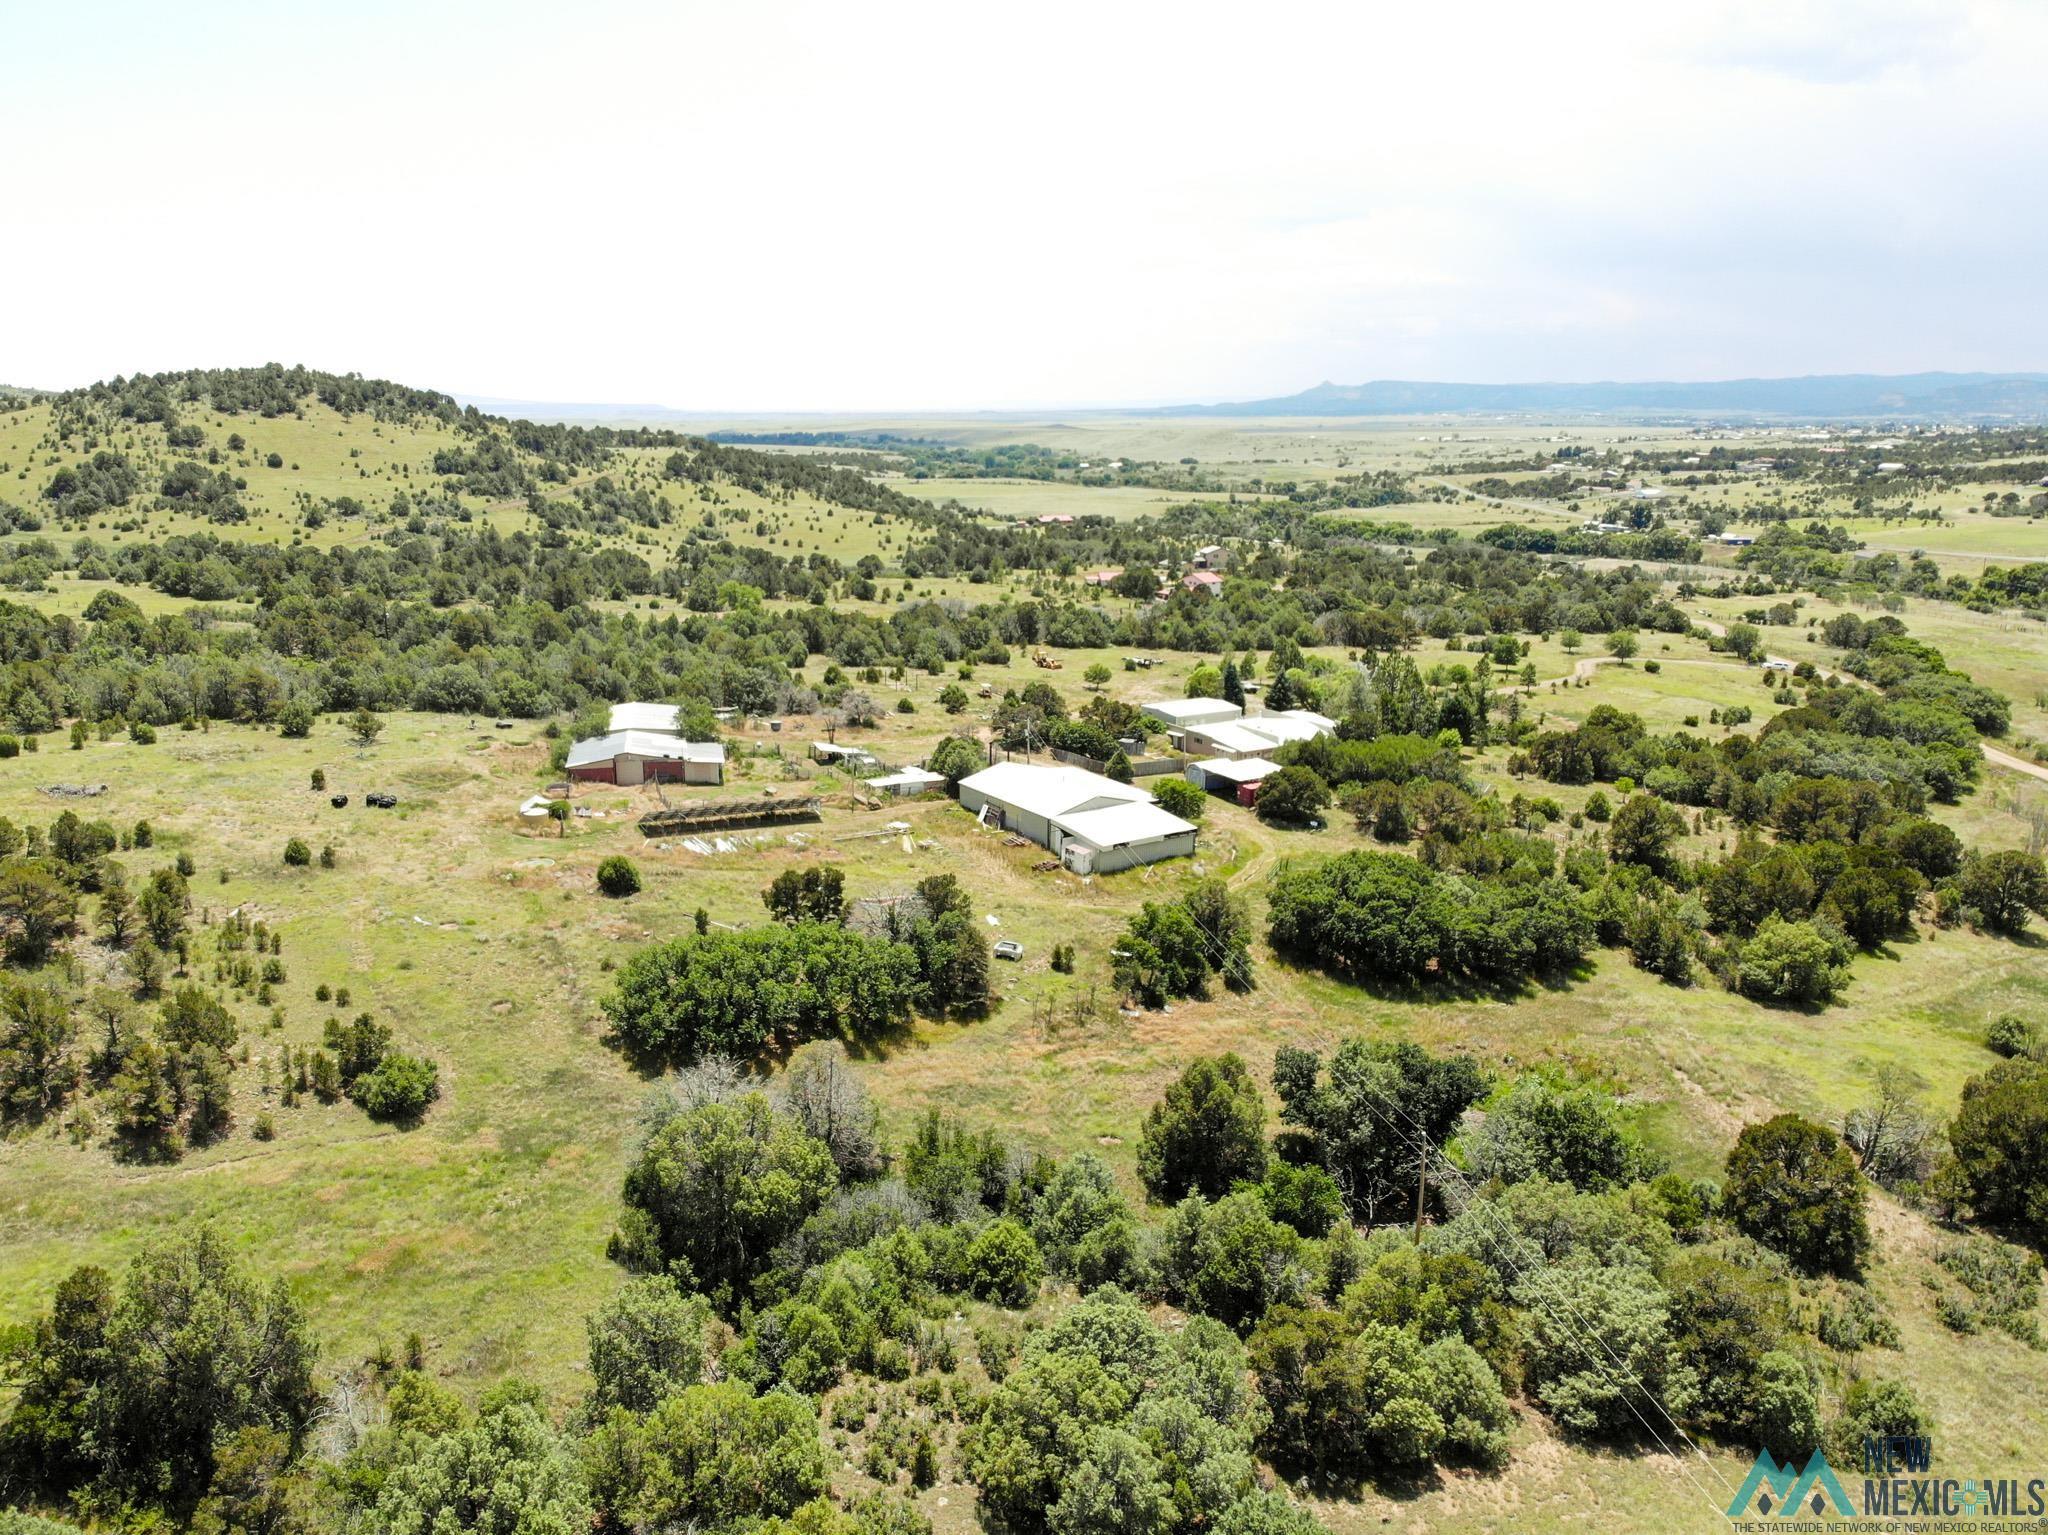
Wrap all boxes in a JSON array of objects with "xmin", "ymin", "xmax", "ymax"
[{"xmin": 1168, "ymin": 371, "xmax": 2048, "ymax": 420}]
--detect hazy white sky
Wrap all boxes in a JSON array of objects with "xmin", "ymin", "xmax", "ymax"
[{"xmin": 5, "ymin": 0, "xmax": 2044, "ymax": 409}]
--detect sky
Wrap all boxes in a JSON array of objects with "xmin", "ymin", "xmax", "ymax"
[{"xmin": 4, "ymin": 0, "xmax": 2046, "ymax": 411}]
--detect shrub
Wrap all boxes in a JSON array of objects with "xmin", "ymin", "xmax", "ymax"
[
  {"xmin": 1959, "ymin": 850, "xmax": 2048, "ymax": 934},
  {"xmin": 1946, "ymin": 1058, "xmax": 2048, "ymax": 1244},
  {"xmin": 1827, "ymin": 1379, "xmax": 1931, "ymax": 1466},
  {"xmin": 1933, "ymin": 1235, "xmax": 2044, "ymax": 1345},
  {"xmin": 1986, "ymin": 1013, "xmax": 2039, "ymax": 1059},
  {"xmin": 1138, "ymin": 1054, "xmax": 1268, "ymax": 1201},
  {"xmin": 1723, "ymin": 1115, "xmax": 1869, "ymax": 1276},
  {"xmin": 282, "ymin": 838, "xmax": 311, "ymax": 868},
  {"xmin": 1463, "ymin": 1068, "xmax": 1656, "ymax": 1192},
  {"xmin": 1254, "ymin": 766, "xmax": 1331, "ymax": 826},
  {"xmin": 1514, "ymin": 1261, "xmax": 1671, "ymax": 1438},
  {"xmin": 1736, "ymin": 916, "xmax": 1850, "ymax": 1004},
  {"xmin": 130, "ymin": 723, "xmax": 156, "ymax": 745},
  {"xmin": 1151, "ymin": 776, "xmax": 1206, "ymax": 821},
  {"xmin": 965, "ymin": 1219, "xmax": 1043, "ymax": 1308},
  {"xmin": 276, "ymin": 700, "xmax": 315, "ymax": 738},
  {"xmin": 597, "ymin": 856, "xmax": 642, "ymax": 898},
  {"xmin": 351, "ymin": 1053, "xmax": 440, "ymax": 1122}
]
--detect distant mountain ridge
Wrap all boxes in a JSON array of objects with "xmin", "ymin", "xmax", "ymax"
[
  {"xmin": 454, "ymin": 395, "xmax": 695, "ymax": 423},
  {"xmin": 1163, "ymin": 372, "xmax": 2048, "ymax": 420}
]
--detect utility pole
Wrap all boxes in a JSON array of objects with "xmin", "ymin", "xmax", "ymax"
[{"xmin": 1413, "ymin": 1147, "xmax": 1428, "ymax": 1244}]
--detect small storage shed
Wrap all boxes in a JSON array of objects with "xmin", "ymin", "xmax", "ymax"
[
  {"xmin": 868, "ymin": 767, "xmax": 945, "ymax": 798},
  {"xmin": 1184, "ymin": 756, "xmax": 1278, "ymax": 795},
  {"xmin": 811, "ymin": 741, "xmax": 879, "ymax": 770}
]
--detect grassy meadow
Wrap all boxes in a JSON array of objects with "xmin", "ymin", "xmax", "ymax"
[{"xmin": 4, "ymin": 398, "xmax": 2048, "ymax": 1533}]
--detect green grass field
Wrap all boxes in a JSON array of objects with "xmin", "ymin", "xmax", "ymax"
[
  {"xmin": 7, "ymin": 399, "xmax": 2048, "ymax": 1534},
  {"xmin": 1689, "ymin": 591, "xmax": 2048, "ymax": 744},
  {"xmin": 890, "ymin": 477, "xmax": 1229, "ymax": 522},
  {"xmin": 5, "ymin": 694, "xmax": 2043, "ymax": 1534}
]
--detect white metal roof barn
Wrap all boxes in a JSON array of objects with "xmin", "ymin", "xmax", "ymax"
[
  {"xmin": 958, "ymin": 761, "xmax": 1197, "ymax": 873},
  {"xmin": 565, "ymin": 730, "xmax": 726, "ymax": 786}
]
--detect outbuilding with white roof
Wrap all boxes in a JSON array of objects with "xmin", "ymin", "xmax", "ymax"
[
  {"xmin": 608, "ymin": 701, "xmax": 685, "ymax": 735},
  {"xmin": 958, "ymin": 761, "xmax": 1197, "ymax": 872},
  {"xmin": 1180, "ymin": 709, "xmax": 1335, "ymax": 761},
  {"xmin": 1141, "ymin": 697, "xmax": 1244, "ymax": 730},
  {"xmin": 867, "ymin": 767, "xmax": 945, "ymax": 797},
  {"xmin": 565, "ymin": 730, "xmax": 726, "ymax": 786},
  {"xmin": 1184, "ymin": 756, "xmax": 1278, "ymax": 793}
]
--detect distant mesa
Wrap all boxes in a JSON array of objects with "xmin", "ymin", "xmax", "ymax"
[{"xmin": 1156, "ymin": 372, "xmax": 2048, "ymax": 421}]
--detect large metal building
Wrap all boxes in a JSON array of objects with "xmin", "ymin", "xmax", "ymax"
[
  {"xmin": 958, "ymin": 761, "xmax": 1197, "ymax": 873},
  {"xmin": 564, "ymin": 730, "xmax": 726, "ymax": 786}
]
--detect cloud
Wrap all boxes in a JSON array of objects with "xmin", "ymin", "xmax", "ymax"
[
  {"xmin": 0, "ymin": 0, "xmax": 2043, "ymax": 407},
  {"xmin": 1680, "ymin": 0, "xmax": 1982, "ymax": 83}
]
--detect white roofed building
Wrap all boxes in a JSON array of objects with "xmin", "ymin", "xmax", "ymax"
[
  {"xmin": 565, "ymin": 730, "xmax": 725, "ymax": 786},
  {"xmin": 608, "ymin": 701, "xmax": 685, "ymax": 735},
  {"xmin": 867, "ymin": 767, "xmax": 945, "ymax": 797},
  {"xmin": 958, "ymin": 761, "xmax": 1197, "ymax": 873},
  {"xmin": 1184, "ymin": 756, "xmax": 1278, "ymax": 793},
  {"xmin": 1180, "ymin": 709, "xmax": 1335, "ymax": 761},
  {"xmin": 1141, "ymin": 697, "xmax": 1243, "ymax": 730}
]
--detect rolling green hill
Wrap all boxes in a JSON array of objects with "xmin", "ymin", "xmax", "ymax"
[{"xmin": 1, "ymin": 367, "xmax": 2046, "ymax": 1535}]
